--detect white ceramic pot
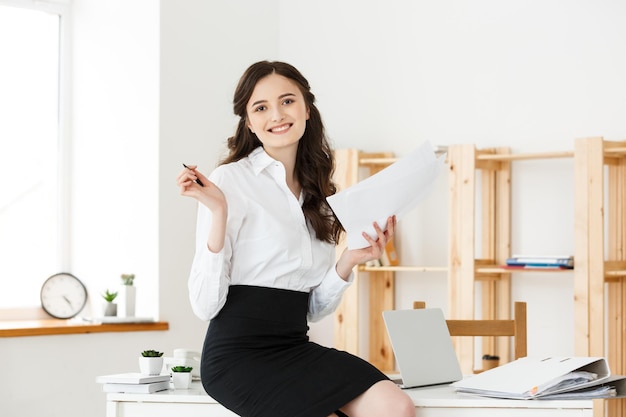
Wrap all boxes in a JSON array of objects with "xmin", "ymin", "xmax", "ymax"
[
  {"xmin": 172, "ymin": 372, "xmax": 192, "ymax": 389},
  {"xmin": 139, "ymin": 356, "xmax": 164, "ymax": 375},
  {"xmin": 103, "ymin": 302, "xmax": 117, "ymax": 316},
  {"xmin": 119, "ymin": 285, "xmax": 136, "ymax": 317}
]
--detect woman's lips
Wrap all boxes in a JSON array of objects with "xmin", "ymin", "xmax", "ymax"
[{"xmin": 269, "ymin": 123, "xmax": 291, "ymax": 133}]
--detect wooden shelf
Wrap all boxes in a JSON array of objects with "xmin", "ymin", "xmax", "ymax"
[
  {"xmin": 0, "ymin": 319, "xmax": 169, "ymax": 337},
  {"xmin": 476, "ymin": 150, "xmax": 574, "ymax": 161},
  {"xmin": 359, "ymin": 265, "xmax": 447, "ymax": 273},
  {"xmin": 475, "ymin": 266, "xmax": 574, "ymax": 273},
  {"xmin": 358, "ymin": 146, "xmax": 447, "ymax": 167},
  {"xmin": 604, "ymin": 261, "xmax": 626, "ymax": 281}
]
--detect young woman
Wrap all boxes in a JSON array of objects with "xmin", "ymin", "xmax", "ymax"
[{"xmin": 177, "ymin": 61, "xmax": 414, "ymax": 417}]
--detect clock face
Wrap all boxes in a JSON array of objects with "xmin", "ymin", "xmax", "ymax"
[{"xmin": 40, "ymin": 273, "xmax": 88, "ymax": 319}]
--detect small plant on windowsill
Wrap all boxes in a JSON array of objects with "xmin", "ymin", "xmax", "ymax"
[
  {"xmin": 121, "ymin": 273, "xmax": 135, "ymax": 286},
  {"xmin": 101, "ymin": 289, "xmax": 118, "ymax": 316},
  {"xmin": 119, "ymin": 273, "xmax": 136, "ymax": 317},
  {"xmin": 139, "ymin": 350, "xmax": 164, "ymax": 375},
  {"xmin": 102, "ymin": 289, "xmax": 118, "ymax": 302},
  {"xmin": 120, "ymin": 274, "xmax": 137, "ymax": 317},
  {"xmin": 171, "ymin": 366, "xmax": 194, "ymax": 389}
]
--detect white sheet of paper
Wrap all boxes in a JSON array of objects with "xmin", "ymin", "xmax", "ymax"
[{"xmin": 327, "ymin": 140, "xmax": 445, "ymax": 249}]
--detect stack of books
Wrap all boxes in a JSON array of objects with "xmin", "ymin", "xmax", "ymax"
[
  {"xmin": 504, "ymin": 255, "xmax": 574, "ymax": 270},
  {"xmin": 96, "ymin": 372, "xmax": 171, "ymax": 393}
]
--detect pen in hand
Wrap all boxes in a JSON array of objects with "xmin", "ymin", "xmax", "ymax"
[{"xmin": 182, "ymin": 163, "xmax": 204, "ymax": 187}]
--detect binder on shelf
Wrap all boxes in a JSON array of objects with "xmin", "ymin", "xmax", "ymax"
[
  {"xmin": 380, "ymin": 238, "xmax": 400, "ymax": 266},
  {"xmin": 452, "ymin": 356, "xmax": 626, "ymax": 400}
]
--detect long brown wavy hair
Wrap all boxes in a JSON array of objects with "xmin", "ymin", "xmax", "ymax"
[{"xmin": 220, "ymin": 61, "xmax": 342, "ymax": 244}]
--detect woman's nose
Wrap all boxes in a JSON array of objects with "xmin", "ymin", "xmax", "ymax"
[{"xmin": 271, "ymin": 107, "xmax": 285, "ymax": 122}]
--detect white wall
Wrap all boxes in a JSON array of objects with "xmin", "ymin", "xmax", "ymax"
[
  {"xmin": 281, "ymin": 0, "xmax": 626, "ymax": 360},
  {"xmin": 158, "ymin": 0, "xmax": 280, "ymax": 329},
  {"xmin": 2, "ymin": 1, "xmax": 278, "ymax": 416},
  {"xmin": 4, "ymin": 1, "xmax": 626, "ymax": 416}
]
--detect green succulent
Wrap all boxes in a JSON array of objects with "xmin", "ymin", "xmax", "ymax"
[
  {"xmin": 171, "ymin": 366, "xmax": 193, "ymax": 373},
  {"xmin": 121, "ymin": 273, "xmax": 135, "ymax": 285},
  {"xmin": 102, "ymin": 289, "xmax": 118, "ymax": 302},
  {"xmin": 141, "ymin": 349, "xmax": 164, "ymax": 357}
]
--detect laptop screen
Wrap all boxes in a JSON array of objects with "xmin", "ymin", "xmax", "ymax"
[{"xmin": 383, "ymin": 308, "xmax": 463, "ymax": 388}]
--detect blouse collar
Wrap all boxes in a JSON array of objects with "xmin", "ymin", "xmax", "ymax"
[
  {"xmin": 248, "ymin": 146, "xmax": 304, "ymax": 203},
  {"xmin": 249, "ymin": 146, "xmax": 277, "ymax": 176}
]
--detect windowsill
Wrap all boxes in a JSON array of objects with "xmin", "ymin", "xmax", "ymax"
[{"xmin": 0, "ymin": 319, "xmax": 169, "ymax": 337}]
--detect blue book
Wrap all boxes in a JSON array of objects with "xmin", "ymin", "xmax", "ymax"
[{"xmin": 506, "ymin": 255, "xmax": 573, "ymax": 268}]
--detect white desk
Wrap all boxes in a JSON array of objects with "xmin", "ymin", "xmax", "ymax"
[{"xmin": 105, "ymin": 381, "xmax": 597, "ymax": 417}]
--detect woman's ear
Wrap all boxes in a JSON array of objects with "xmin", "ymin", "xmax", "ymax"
[{"xmin": 306, "ymin": 107, "xmax": 310, "ymax": 120}]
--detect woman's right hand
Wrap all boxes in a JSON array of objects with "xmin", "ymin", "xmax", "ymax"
[
  {"xmin": 178, "ymin": 165, "xmax": 228, "ymax": 252},
  {"xmin": 177, "ymin": 165, "xmax": 227, "ymax": 214}
]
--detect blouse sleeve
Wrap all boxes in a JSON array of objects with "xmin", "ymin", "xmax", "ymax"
[
  {"xmin": 187, "ymin": 168, "xmax": 238, "ymax": 321},
  {"xmin": 307, "ymin": 265, "xmax": 354, "ymax": 323}
]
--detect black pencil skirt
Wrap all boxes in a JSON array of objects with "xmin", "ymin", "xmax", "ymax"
[{"xmin": 200, "ymin": 285, "xmax": 388, "ymax": 417}]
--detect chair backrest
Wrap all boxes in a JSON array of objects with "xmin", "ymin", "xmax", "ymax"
[{"xmin": 413, "ymin": 301, "xmax": 528, "ymax": 360}]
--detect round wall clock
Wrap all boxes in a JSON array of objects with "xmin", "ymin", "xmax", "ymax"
[{"xmin": 40, "ymin": 272, "xmax": 88, "ymax": 319}]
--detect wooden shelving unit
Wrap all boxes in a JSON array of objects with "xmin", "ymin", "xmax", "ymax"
[
  {"xmin": 448, "ymin": 138, "xmax": 626, "ymax": 416},
  {"xmin": 447, "ymin": 144, "xmax": 574, "ymax": 375},
  {"xmin": 332, "ymin": 149, "xmax": 398, "ymax": 372},
  {"xmin": 333, "ymin": 138, "xmax": 626, "ymax": 417},
  {"xmin": 574, "ymin": 137, "xmax": 626, "ymax": 417},
  {"xmin": 332, "ymin": 148, "xmax": 448, "ymax": 372}
]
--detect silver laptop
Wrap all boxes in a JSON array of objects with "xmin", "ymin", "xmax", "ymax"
[{"xmin": 382, "ymin": 308, "xmax": 463, "ymax": 389}]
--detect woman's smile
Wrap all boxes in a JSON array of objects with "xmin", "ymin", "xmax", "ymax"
[{"xmin": 269, "ymin": 123, "xmax": 292, "ymax": 134}]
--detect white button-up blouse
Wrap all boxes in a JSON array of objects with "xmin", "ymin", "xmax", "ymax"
[{"xmin": 188, "ymin": 147, "xmax": 353, "ymax": 323}]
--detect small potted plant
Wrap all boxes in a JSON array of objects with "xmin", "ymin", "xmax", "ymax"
[
  {"xmin": 171, "ymin": 365, "xmax": 193, "ymax": 389},
  {"xmin": 119, "ymin": 273, "xmax": 136, "ymax": 317},
  {"xmin": 139, "ymin": 349, "xmax": 164, "ymax": 375},
  {"xmin": 121, "ymin": 273, "xmax": 135, "ymax": 285},
  {"xmin": 102, "ymin": 289, "xmax": 118, "ymax": 316}
]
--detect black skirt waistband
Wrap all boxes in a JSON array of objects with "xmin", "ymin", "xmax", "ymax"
[{"xmin": 216, "ymin": 285, "xmax": 310, "ymax": 325}]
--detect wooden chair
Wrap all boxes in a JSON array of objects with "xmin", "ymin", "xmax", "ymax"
[{"xmin": 413, "ymin": 301, "xmax": 528, "ymax": 363}]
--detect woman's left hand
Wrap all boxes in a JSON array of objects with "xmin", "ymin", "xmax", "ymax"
[{"xmin": 335, "ymin": 215, "xmax": 396, "ymax": 279}]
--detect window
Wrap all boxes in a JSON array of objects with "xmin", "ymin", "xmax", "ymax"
[{"xmin": 0, "ymin": 1, "xmax": 69, "ymax": 313}]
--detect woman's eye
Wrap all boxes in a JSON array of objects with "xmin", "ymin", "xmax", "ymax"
[
  {"xmin": 254, "ymin": 105, "xmax": 266, "ymax": 112},
  {"xmin": 282, "ymin": 99, "xmax": 293, "ymax": 105}
]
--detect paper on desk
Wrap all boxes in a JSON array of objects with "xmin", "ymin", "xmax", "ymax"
[{"xmin": 327, "ymin": 140, "xmax": 445, "ymax": 249}]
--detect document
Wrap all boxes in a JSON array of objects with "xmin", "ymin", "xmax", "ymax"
[{"xmin": 327, "ymin": 141, "xmax": 445, "ymax": 249}]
